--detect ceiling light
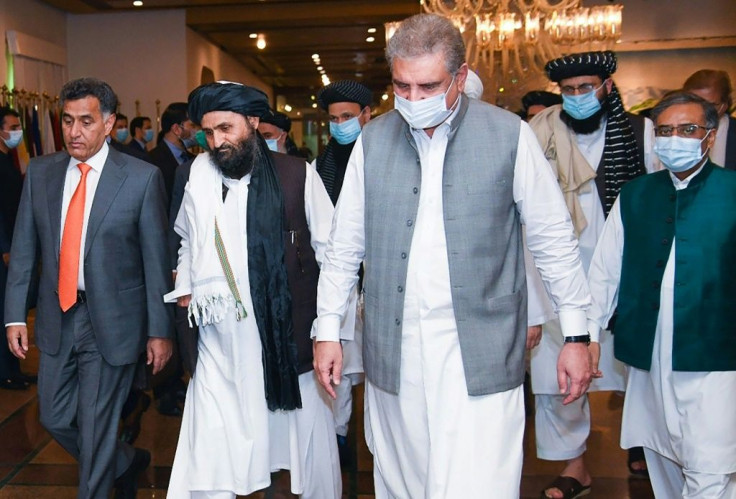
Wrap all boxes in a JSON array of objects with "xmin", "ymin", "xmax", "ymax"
[
  {"xmin": 366, "ymin": 36, "xmax": 375, "ymax": 43},
  {"xmin": 249, "ymin": 33, "xmax": 258, "ymax": 39},
  {"xmin": 312, "ymin": 103, "xmax": 318, "ymax": 108},
  {"xmin": 133, "ymin": 0, "xmax": 143, "ymax": 5},
  {"xmin": 355, "ymin": 72, "xmax": 363, "ymax": 78},
  {"xmin": 311, "ymin": 53, "xmax": 320, "ymax": 59},
  {"xmin": 310, "ymin": 95, "xmax": 316, "ymax": 100},
  {"xmin": 297, "ymin": 111, "xmax": 301, "ymax": 116},
  {"xmin": 284, "ymin": 104, "xmax": 292, "ymax": 112},
  {"xmin": 317, "ymin": 66, "xmax": 323, "ymax": 71},
  {"xmin": 256, "ymin": 34, "xmax": 266, "ymax": 50},
  {"xmin": 367, "ymin": 27, "xmax": 377, "ymax": 33},
  {"xmin": 382, "ymin": 93, "xmax": 389, "ymax": 101}
]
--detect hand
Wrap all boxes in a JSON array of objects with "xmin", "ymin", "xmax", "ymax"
[
  {"xmin": 147, "ymin": 337, "xmax": 173, "ymax": 375},
  {"xmin": 2, "ymin": 253, "xmax": 9, "ymax": 266},
  {"xmin": 557, "ymin": 342, "xmax": 592, "ymax": 405},
  {"xmin": 177, "ymin": 294, "xmax": 191, "ymax": 308},
  {"xmin": 526, "ymin": 325, "xmax": 542, "ymax": 350},
  {"xmin": 313, "ymin": 340, "xmax": 343, "ymax": 399},
  {"xmin": 6, "ymin": 325, "xmax": 29, "ymax": 359},
  {"xmin": 589, "ymin": 341, "xmax": 602, "ymax": 379}
]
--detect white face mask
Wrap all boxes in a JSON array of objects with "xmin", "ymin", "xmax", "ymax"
[
  {"xmin": 654, "ymin": 132, "xmax": 711, "ymax": 173},
  {"xmin": 394, "ymin": 77, "xmax": 459, "ymax": 130}
]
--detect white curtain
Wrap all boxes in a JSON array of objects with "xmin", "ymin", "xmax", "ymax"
[{"xmin": 12, "ymin": 55, "xmax": 67, "ymax": 97}]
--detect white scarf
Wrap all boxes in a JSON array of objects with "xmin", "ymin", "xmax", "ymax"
[{"xmin": 164, "ymin": 153, "xmax": 248, "ymax": 326}]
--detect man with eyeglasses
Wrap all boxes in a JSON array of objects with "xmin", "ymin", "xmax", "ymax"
[
  {"xmin": 683, "ymin": 69, "xmax": 735, "ymax": 170},
  {"xmin": 528, "ymin": 51, "xmax": 657, "ymax": 498},
  {"xmin": 587, "ymin": 90, "xmax": 736, "ymax": 497}
]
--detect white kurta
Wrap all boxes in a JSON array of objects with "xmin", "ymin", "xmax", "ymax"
[
  {"xmin": 530, "ymin": 119, "xmax": 628, "ymax": 394},
  {"xmin": 587, "ymin": 166, "xmax": 736, "ymax": 475},
  {"xmin": 167, "ymin": 164, "xmax": 341, "ymax": 498},
  {"xmin": 316, "ymin": 103, "xmax": 591, "ymax": 498}
]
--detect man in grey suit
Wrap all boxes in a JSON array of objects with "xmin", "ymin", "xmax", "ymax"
[{"xmin": 5, "ymin": 77, "xmax": 174, "ymax": 499}]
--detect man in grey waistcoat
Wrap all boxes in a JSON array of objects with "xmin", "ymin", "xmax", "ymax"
[{"xmin": 313, "ymin": 13, "xmax": 595, "ymax": 498}]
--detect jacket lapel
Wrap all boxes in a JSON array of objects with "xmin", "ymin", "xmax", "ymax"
[
  {"xmin": 84, "ymin": 148, "xmax": 128, "ymax": 258},
  {"xmin": 46, "ymin": 154, "xmax": 70, "ymax": 259}
]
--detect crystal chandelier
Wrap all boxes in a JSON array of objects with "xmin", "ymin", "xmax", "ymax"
[{"xmin": 399, "ymin": 0, "xmax": 623, "ymax": 107}]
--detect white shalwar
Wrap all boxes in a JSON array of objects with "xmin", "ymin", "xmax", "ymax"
[
  {"xmin": 587, "ymin": 166, "xmax": 736, "ymax": 498},
  {"xmin": 530, "ymin": 116, "xmax": 658, "ymax": 460},
  {"xmin": 166, "ymin": 163, "xmax": 341, "ymax": 499},
  {"xmin": 317, "ymin": 108, "xmax": 590, "ymax": 499}
]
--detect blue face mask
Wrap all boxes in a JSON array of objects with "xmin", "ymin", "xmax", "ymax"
[
  {"xmin": 143, "ymin": 129, "xmax": 154, "ymax": 143},
  {"xmin": 181, "ymin": 136, "xmax": 197, "ymax": 149},
  {"xmin": 329, "ymin": 115, "xmax": 363, "ymax": 145},
  {"xmin": 115, "ymin": 128, "xmax": 129, "ymax": 143},
  {"xmin": 654, "ymin": 132, "xmax": 711, "ymax": 173},
  {"xmin": 2, "ymin": 130, "xmax": 23, "ymax": 149},
  {"xmin": 265, "ymin": 138, "xmax": 279, "ymax": 152},
  {"xmin": 561, "ymin": 83, "xmax": 604, "ymax": 120}
]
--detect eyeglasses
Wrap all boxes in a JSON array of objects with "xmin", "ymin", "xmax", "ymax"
[
  {"xmin": 654, "ymin": 124, "xmax": 712, "ymax": 137},
  {"xmin": 559, "ymin": 83, "xmax": 601, "ymax": 96}
]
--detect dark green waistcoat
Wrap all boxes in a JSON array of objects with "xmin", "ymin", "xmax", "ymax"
[{"xmin": 617, "ymin": 162, "xmax": 736, "ymax": 371}]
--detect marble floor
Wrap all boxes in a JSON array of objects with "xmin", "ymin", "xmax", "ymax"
[{"xmin": 0, "ymin": 323, "xmax": 655, "ymax": 498}]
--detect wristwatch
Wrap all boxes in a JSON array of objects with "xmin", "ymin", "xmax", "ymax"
[{"xmin": 563, "ymin": 334, "xmax": 591, "ymax": 345}]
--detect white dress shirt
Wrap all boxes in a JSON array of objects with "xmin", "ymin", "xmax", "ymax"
[{"xmin": 60, "ymin": 142, "xmax": 109, "ymax": 291}]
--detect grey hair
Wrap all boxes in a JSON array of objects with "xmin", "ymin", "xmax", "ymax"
[
  {"xmin": 386, "ymin": 14, "xmax": 466, "ymax": 76},
  {"xmin": 651, "ymin": 91, "xmax": 719, "ymax": 130}
]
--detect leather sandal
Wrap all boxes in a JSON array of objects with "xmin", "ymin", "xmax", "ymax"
[{"xmin": 541, "ymin": 475, "xmax": 591, "ymax": 499}]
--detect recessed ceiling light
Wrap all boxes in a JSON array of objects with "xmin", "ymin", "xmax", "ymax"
[
  {"xmin": 367, "ymin": 27, "xmax": 377, "ymax": 33},
  {"xmin": 284, "ymin": 104, "xmax": 292, "ymax": 112},
  {"xmin": 256, "ymin": 34, "xmax": 266, "ymax": 50},
  {"xmin": 366, "ymin": 36, "xmax": 375, "ymax": 43},
  {"xmin": 312, "ymin": 53, "xmax": 320, "ymax": 59},
  {"xmin": 133, "ymin": 0, "xmax": 143, "ymax": 6},
  {"xmin": 382, "ymin": 93, "xmax": 389, "ymax": 101},
  {"xmin": 317, "ymin": 66, "xmax": 323, "ymax": 71},
  {"xmin": 249, "ymin": 33, "xmax": 258, "ymax": 39},
  {"xmin": 312, "ymin": 103, "xmax": 318, "ymax": 108},
  {"xmin": 310, "ymin": 95, "xmax": 316, "ymax": 100}
]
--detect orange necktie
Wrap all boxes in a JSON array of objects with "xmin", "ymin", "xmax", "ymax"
[{"xmin": 59, "ymin": 162, "xmax": 92, "ymax": 311}]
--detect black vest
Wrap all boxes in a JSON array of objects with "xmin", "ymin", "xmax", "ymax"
[{"xmin": 271, "ymin": 152, "xmax": 321, "ymax": 374}]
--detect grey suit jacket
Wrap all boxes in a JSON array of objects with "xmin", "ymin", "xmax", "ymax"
[{"xmin": 5, "ymin": 147, "xmax": 174, "ymax": 366}]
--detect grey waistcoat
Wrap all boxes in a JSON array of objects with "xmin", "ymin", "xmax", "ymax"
[{"xmin": 361, "ymin": 96, "xmax": 528, "ymax": 397}]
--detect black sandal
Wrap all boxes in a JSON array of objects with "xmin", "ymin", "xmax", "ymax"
[
  {"xmin": 628, "ymin": 446, "xmax": 649, "ymax": 478},
  {"xmin": 541, "ymin": 476, "xmax": 591, "ymax": 499}
]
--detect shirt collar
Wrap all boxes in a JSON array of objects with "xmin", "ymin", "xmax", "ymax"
[
  {"xmin": 669, "ymin": 161, "xmax": 705, "ymax": 190},
  {"xmin": 69, "ymin": 141, "xmax": 109, "ymax": 173}
]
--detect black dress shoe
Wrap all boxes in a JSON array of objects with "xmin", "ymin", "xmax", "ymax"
[
  {"xmin": 156, "ymin": 392, "xmax": 183, "ymax": 417},
  {"xmin": 114, "ymin": 448, "xmax": 150, "ymax": 499},
  {"xmin": 0, "ymin": 377, "xmax": 29, "ymax": 390},
  {"xmin": 14, "ymin": 373, "xmax": 37, "ymax": 384}
]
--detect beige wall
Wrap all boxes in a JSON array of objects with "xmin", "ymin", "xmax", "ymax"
[
  {"xmin": 186, "ymin": 28, "xmax": 273, "ymax": 104},
  {"xmin": 67, "ymin": 10, "xmax": 189, "ymax": 130}
]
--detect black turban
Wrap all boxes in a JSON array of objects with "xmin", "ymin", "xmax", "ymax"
[
  {"xmin": 188, "ymin": 81, "xmax": 270, "ymax": 125},
  {"xmin": 522, "ymin": 91, "xmax": 562, "ymax": 112},
  {"xmin": 545, "ymin": 51, "xmax": 617, "ymax": 83},
  {"xmin": 260, "ymin": 109, "xmax": 292, "ymax": 132},
  {"xmin": 317, "ymin": 80, "xmax": 372, "ymax": 110}
]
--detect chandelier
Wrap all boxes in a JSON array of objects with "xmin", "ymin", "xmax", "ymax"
[{"xmin": 389, "ymin": 0, "xmax": 623, "ymax": 107}]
